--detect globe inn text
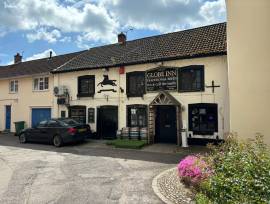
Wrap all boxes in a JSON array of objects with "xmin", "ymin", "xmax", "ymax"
[{"xmin": 0, "ymin": 23, "xmax": 229, "ymax": 145}]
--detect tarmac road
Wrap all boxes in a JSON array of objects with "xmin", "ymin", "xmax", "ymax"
[{"xmin": 0, "ymin": 134, "xmax": 186, "ymax": 204}]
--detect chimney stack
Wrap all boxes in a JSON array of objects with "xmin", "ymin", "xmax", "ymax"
[
  {"xmin": 49, "ymin": 51, "xmax": 53, "ymax": 59},
  {"xmin": 118, "ymin": 32, "xmax": 126, "ymax": 44},
  {"xmin": 14, "ymin": 53, "xmax": 22, "ymax": 64}
]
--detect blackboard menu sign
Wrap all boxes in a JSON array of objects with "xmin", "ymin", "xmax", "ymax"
[
  {"xmin": 146, "ymin": 67, "xmax": 178, "ymax": 92},
  {"xmin": 88, "ymin": 108, "xmax": 95, "ymax": 123}
]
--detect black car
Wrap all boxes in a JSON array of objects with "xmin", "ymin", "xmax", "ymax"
[{"xmin": 18, "ymin": 118, "xmax": 92, "ymax": 147}]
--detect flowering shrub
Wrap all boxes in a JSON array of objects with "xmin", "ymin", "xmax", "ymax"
[
  {"xmin": 178, "ymin": 155, "xmax": 212, "ymax": 188},
  {"xmin": 196, "ymin": 134, "xmax": 270, "ymax": 204}
]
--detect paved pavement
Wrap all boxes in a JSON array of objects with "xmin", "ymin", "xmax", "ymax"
[{"xmin": 0, "ymin": 134, "xmax": 206, "ymax": 204}]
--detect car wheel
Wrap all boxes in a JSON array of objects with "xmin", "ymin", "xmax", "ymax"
[
  {"xmin": 53, "ymin": 135, "xmax": 63, "ymax": 147},
  {"xmin": 19, "ymin": 133, "xmax": 27, "ymax": 143}
]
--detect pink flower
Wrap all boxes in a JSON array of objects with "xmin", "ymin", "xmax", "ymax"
[{"xmin": 177, "ymin": 155, "xmax": 212, "ymax": 186}]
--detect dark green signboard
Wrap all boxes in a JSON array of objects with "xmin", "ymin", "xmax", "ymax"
[{"xmin": 146, "ymin": 67, "xmax": 178, "ymax": 92}]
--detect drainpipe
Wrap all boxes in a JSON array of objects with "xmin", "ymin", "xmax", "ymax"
[{"xmin": 181, "ymin": 120, "xmax": 188, "ymax": 147}]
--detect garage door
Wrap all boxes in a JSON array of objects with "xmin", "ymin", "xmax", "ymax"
[{"xmin": 31, "ymin": 108, "xmax": 51, "ymax": 127}]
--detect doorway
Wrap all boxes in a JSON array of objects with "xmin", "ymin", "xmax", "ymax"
[
  {"xmin": 5, "ymin": 105, "xmax": 11, "ymax": 130},
  {"xmin": 97, "ymin": 106, "xmax": 118, "ymax": 139},
  {"xmin": 155, "ymin": 105, "xmax": 177, "ymax": 143}
]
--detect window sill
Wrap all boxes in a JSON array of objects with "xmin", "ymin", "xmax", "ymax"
[
  {"xmin": 32, "ymin": 89, "xmax": 50, "ymax": 92},
  {"xmin": 179, "ymin": 89, "xmax": 205, "ymax": 93},
  {"xmin": 190, "ymin": 131, "xmax": 216, "ymax": 135},
  {"xmin": 127, "ymin": 94, "xmax": 144, "ymax": 98},
  {"xmin": 77, "ymin": 94, "xmax": 95, "ymax": 98},
  {"xmin": 9, "ymin": 92, "xmax": 18, "ymax": 94}
]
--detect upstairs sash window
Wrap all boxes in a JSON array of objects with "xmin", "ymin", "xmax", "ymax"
[
  {"xmin": 126, "ymin": 71, "xmax": 145, "ymax": 97},
  {"xmin": 33, "ymin": 77, "xmax": 49, "ymax": 91},
  {"xmin": 9, "ymin": 80, "xmax": 18, "ymax": 93},
  {"xmin": 178, "ymin": 65, "xmax": 204, "ymax": 92},
  {"xmin": 77, "ymin": 75, "xmax": 95, "ymax": 97}
]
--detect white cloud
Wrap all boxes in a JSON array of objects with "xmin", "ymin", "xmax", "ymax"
[
  {"xmin": 103, "ymin": 0, "xmax": 226, "ymax": 33},
  {"xmin": 0, "ymin": 0, "xmax": 226, "ymax": 46},
  {"xmin": 0, "ymin": 0, "xmax": 119, "ymax": 44},
  {"xmin": 25, "ymin": 49, "xmax": 56, "ymax": 61},
  {"xmin": 200, "ymin": 0, "xmax": 226, "ymax": 24},
  {"xmin": 26, "ymin": 28, "xmax": 61, "ymax": 43},
  {"xmin": 59, "ymin": 36, "xmax": 72, "ymax": 43}
]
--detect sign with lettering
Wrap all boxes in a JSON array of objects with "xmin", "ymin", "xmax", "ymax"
[{"xmin": 146, "ymin": 67, "xmax": 178, "ymax": 92}]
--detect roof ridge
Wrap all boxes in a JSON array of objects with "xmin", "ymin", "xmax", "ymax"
[
  {"xmin": 87, "ymin": 22, "xmax": 227, "ymax": 51},
  {"xmin": 1, "ymin": 50, "xmax": 86, "ymax": 67},
  {"xmin": 124, "ymin": 22, "xmax": 227, "ymax": 44}
]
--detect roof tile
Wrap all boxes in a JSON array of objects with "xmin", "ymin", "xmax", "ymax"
[
  {"xmin": 54, "ymin": 23, "xmax": 226, "ymax": 73},
  {"xmin": 0, "ymin": 51, "xmax": 86, "ymax": 79}
]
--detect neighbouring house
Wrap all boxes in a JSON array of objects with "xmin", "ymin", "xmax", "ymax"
[
  {"xmin": 0, "ymin": 51, "xmax": 85, "ymax": 132},
  {"xmin": 52, "ymin": 23, "xmax": 229, "ymax": 145},
  {"xmin": 226, "ymin": 0, "xmax": 270, "ymax": 144}
]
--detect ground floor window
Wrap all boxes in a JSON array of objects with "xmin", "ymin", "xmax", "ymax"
[
  {"xmin": 61, "ymin": 111, "xmax": 66, "ymax": 118},
  {"xmin": 127, "ymin": 105, "xmax": 147, "ymax": 127},
  {"xmin": 88, "ymin": 108, "xmax": 95, "ymax": 123},
  {"xmin": 69, "ymin": 106, "xmax": 86, "ymax": 124},
  {"xmin": 188, "ymin": 103, "xmax": 218, "ymax": 135}
]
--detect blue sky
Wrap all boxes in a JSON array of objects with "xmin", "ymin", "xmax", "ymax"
[{"xmin": 0, "ymin": 0, "xmax": 226, "ymax": 65}]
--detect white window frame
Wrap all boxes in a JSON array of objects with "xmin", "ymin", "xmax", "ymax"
[
  {"xmin": 33, "ymin": 76, "xmax": 49, "ymax": 91},
  {"xmin": 9, "ymin": 80, "xmax": 18, "ymax": 93}
]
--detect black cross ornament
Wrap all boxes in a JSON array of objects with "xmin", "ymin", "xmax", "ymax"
[{"xmin": 206, "ymin": 80, "xmax": 220, "ymax": 93}]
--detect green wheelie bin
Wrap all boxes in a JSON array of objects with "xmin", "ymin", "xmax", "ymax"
[{"xmin": 14, "ymin": 121, "xmax": 25, "ymax": 136}]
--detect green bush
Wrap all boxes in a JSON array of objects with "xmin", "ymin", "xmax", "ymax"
[
  {"xmin": 198, "ymin": 134, "xmax": 270, "ymax": 204},
  {"xmin": 195, "ymin": 193, "xmax": 212, "ymax": 204}
]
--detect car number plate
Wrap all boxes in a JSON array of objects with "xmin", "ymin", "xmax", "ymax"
[{"xmin": 78, "ymin": 128, "xmax": 87, "ymax": 132}]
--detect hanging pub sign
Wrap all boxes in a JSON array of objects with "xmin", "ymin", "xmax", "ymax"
[{"xmin": 146, "ymin": 67, "xmax": 178, "ymax": 92}]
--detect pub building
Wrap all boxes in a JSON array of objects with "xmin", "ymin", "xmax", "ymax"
[{"xmin": 52, "ymin": 23, "xmax": 229, "ymax": 145}]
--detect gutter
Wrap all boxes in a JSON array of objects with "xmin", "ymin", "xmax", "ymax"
[
  {"xmin": 0, "ymin": 98, "xmax": 18, "ymax": 102},
  {"xmin": 51, "ymin": 52, "xmax": 227, "ymax": 74},
  {"xmin": 0, "ymin": 72, "xmax": 51, "ymax": 81}
]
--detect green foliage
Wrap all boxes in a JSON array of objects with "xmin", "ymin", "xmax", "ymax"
[
  {"xmin": 198, "ymin": 134, "xmax": 270, "ymax": 204},
  {"xmin": 106, "ymin": 139, "xmax": 147, "ymax": 149},
  {"xmin": 195, "ymin": 193, "xmax": 212, "ymax": 204}
]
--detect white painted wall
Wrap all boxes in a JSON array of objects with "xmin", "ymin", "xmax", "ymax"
[
  {"xmin": 54, "ymin": 55, "xmax": 229, "ymax": 139},
  {"xmin": 226, "ymin": 0, "xmax": 270, "ymax": 144},
  {"xmin": 0, "ymin": 74, "xmax": 54, "ymax": 132}
]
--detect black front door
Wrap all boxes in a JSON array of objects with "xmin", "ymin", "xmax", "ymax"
[
  {"xmin": 97, "ymin": 106, "xmax": 118, "ymax": 139},
  {"xmin": 155, "ymin": 106, "xmax": 177, "ymax": 143}
]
